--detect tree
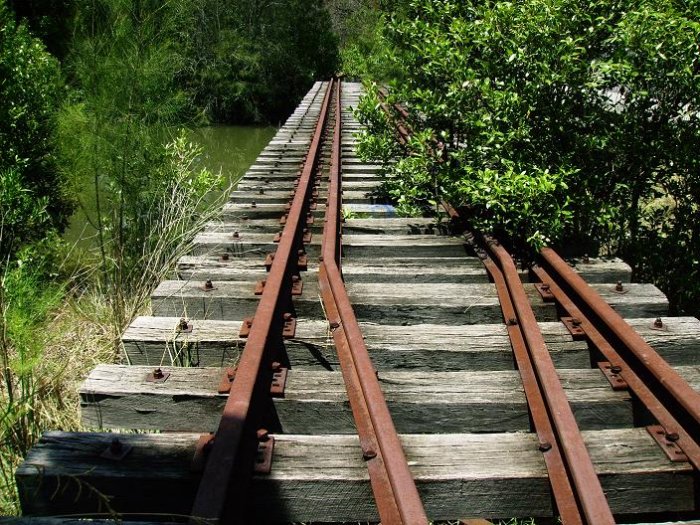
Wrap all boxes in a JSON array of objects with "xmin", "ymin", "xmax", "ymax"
[
  {"xmin": 0, "ymin": 1, "xmax": 69, "ymax": 259},
  {"xmin": 186, "ymin": 0, "xmax": 340, "ymax": 123},
  {"xmin": 355, "ymin": 0, "xmax": 700, "ymax": 313}
]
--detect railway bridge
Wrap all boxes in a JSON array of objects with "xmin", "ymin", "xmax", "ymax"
[{"xmin": 9, "ymin": 80, "xmax": 700, "ymax": 525}]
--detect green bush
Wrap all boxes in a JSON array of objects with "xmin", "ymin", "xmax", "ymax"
[
  {"xmin": 0, "ymin": 1, "xmax": 70, "ymax": 258},
  {"xmin": 355, "ymin": 0, "xmax": 700, "ymax": 313},
  {"xmin": 185, "ymin": 0, "xmax": 340, "ymax": 123}
]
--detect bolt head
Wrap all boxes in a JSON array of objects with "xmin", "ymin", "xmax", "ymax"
[
  {"xmin": 110, "ymin": 438, "xmax": 122, "ymax": 453},
  {"xmin": 362, "ymin": 449, "xmax": 377, "ymax": 460},
  {"xmin": 205, "ymin": 279, "xmax": 214, "ymax": 289},
  {"xmin": 654, "ymin": 317, "xmax": 663, "ymax": 328},
  {"xmin": 538, "ymin": 442, "xmax": 552, "ymax": 452}
]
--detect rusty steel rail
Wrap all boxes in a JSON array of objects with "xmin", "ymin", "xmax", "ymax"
[
  {"xmin": 470, "ymin": 236, "xmax": 582, "ymax": 524},
  {"xmin": 189, "ymin": 79, "xmax": 335, "ymax": 523},
  {"xmin": 384, "ymin": 95, "xmax": 613, "ymax": 523},
  {"xmin": 535, "ymin": 250, "xmax": 700, "ymax": 470},
  {"xmin": 318, "ymin": 79, "xmax": 429, "ymax": 524},
  {"xmin": 380, "ymin": 84, "xmax": 700, "ymax": 524},
  {"xmin": 378, "ymin": 88, "xmax": 620, "ymax": 524},
  {"xmin": 377, "ymin": 87, "xmax": 410, "ymax": 146},
  {"xmin": 483, "ymin": 237, "xmax": 615, "ymax": 525}
]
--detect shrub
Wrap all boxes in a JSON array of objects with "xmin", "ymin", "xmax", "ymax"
[
  {"xmin": 354, "ymin": 0, "xmax": 700, "ymax": 314},
  {"xmin": 0, "ymin": 1, "xmax": 70, "ymax": 259}
]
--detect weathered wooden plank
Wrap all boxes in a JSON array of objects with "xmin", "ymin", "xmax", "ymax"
[
  {"xmin": 235, "ymin": 180, "xmax": 378, "ymax": 192},
  {"xmin": 16, "ymin": 429, "xmax": 694, "ymax": 520},
  {"xmin": 121, "ymin": 316, "xmax": 592, "ymax": 369},
  {"xmin": 221, "ymin": 202, "xmax": 327, "ymax": 220},
  {"xmin": 150, "ymin": 280, "xmax": 267, "ymax": 320},
  {"xmin": 177, "ymin": 256, "xmax": 490, "ymax": 284},
  {"xmin": 342, "ymin": 164, "xmax": 383, "ymax": 174},
  {"xmin": 557, "ymin": 257, "xmax": 632, "ymax": 283},
  {"xmin": 343, "ymin": 203, "xmax": 397, "ymax": 217},
  {"xmin": 191, "ymin": 232, "xmax": 468, "ymax": 258},
  {"xmin": 229, "ymin": 190, "xmax": 374, "ymax": 205},
  {"xmin": 626, "ymin": 317, "xmax": 700, "ymax": 366},
  {"xmin": 148, "ymin": 279, "xmax": 506, "ymax": 324},
  {"xmin": 176, "ymin": 255, "xmax": 270, "ymax": 283},
  {"xmin": 150, "ymin": 280, "xmax": 666, "ymax": 325},
  {"xmin": 123, "ymin": 315, "xmax": 700, "ymax": 372},
  {"xmin": 342, "ymin": 257, "xmax": 629, "ymax": 283},
  {"xmin": 80, "ymin": 365, "xmax": 643, "ymax": 433}
]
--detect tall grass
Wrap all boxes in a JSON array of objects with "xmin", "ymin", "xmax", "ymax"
[{"xmin": 0, "ymin": 133, "xmax": 226, "ymax": 515}]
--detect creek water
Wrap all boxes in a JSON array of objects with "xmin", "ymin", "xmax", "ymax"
[{"xmin": 63, "ymin": 125, "xmax": 277, "ymax": 249}]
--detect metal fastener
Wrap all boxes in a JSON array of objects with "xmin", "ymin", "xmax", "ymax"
[
  {"xmin": 110, "ymin": 438, "xmax": 123, "ymax": 454},
  {"xmin": 539, "ymin": 442, "xmax": 552, "ymax": 452},
  {"xmin": 363, "ymin": 449, "xmax": 377, "ymax": 460}
]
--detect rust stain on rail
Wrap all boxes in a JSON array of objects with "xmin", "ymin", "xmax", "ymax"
[
  {"xmin": 319, "ymin": 79, "xmax": 429, "ymax": 524},
  {"xmin": 189, "ymin": 79, "xmax": 335, "ymax": 524}
]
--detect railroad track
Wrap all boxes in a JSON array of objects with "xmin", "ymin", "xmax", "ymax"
[{"xmin": 10, "ymin": 80, "xmax": 700, "ymax": 525}]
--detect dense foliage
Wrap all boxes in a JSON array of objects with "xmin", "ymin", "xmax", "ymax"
[
  {"xmin": 326, "ymin": 0, "xmax": 393, "ymax": 80},
  {"xmin": 355, "ymin": 0, "xmax": 700, "ymax": 314},
  {"xmin": 173, "ymin": 0, "xmax": 339, "ymax": 123},
  {"xmin": 0, "ymin": 2, "xmax": 69, "ymax": 259},
  {"xmin": 6, "ymin": 0, "xmax": 74, "ymax": 57}
]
